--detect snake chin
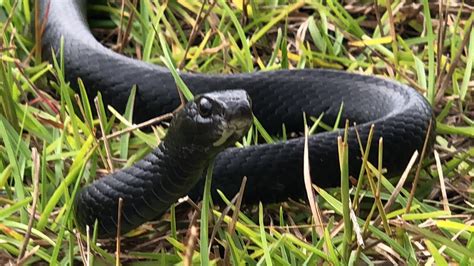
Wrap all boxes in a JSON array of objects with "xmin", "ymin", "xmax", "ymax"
[
  {"xmin": 213, "ymin": 127, "xmax": 235, "ymax": 147},
  {"xmin": 213, "ymin": 123, "xmax": 250, "ymax": 147}
]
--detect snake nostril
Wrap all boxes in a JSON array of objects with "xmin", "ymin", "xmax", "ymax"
[
  {"xmin": 240, "ymin": 105, "xmax": 250, "ymax": 115},
  {"xmin": 236, "ymin": 105, "xmax": 253, "ymax": 122},
  {"xmin": 227, "ymin": 104, "xmax": 252, "ymax": 130}
]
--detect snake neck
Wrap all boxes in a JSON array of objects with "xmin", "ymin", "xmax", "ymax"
[{"xmin": 156, "ymin": 138, "xmax": 216, "ymax": 185}]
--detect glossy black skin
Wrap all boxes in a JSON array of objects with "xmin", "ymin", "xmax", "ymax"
[
  {"xmin": 74, "ymin": 90, "xmax": 253, "ymax": 237},
  {"xmin": 40, "ymin": 0, "xmax": 435, "ymax": 237}
]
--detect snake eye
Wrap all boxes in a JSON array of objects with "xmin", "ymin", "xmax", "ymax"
[{"xmin": 198, "ymin": 97, "xmax": 213, "ymax": 118}]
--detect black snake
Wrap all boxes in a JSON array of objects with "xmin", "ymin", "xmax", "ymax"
[{"xmin": 39, "ymin": 0, "xmax": 435, "ymax": 237}]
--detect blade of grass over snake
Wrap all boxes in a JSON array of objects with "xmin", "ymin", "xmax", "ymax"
[
  {"xmin": 303, "ymin": 114, "xmax": 324, "ymax": 239},
  {"xmin": 160, "ymin": 55, "xmax": 194, "ymax": 101},
  {"xmin": 200, "ymin": 163, "xmax": 214, "ymax": 266},
  {"xmin": 253, "ymin": 116, "xmax": 274, "ymax": 144},
  {"xmin": 338, "ymin": 132, "xmax": 351, "ymax": 262}
]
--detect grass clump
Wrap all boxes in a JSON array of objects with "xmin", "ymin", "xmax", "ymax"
[{"xmin": 1, "ymin": 0, "xmax": 473, "ymax": 264}]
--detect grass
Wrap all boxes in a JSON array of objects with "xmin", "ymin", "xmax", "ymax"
[{"xmin": 1, "ymin": 0, "xmax": 473, "ymax": 264}]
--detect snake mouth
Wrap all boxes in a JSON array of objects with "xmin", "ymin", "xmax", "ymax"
[{"xmin": 213, "ymin": 119, "xmax": 251, "ymax": 147}]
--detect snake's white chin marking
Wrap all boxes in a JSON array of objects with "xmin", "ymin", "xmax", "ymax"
[{"xmin": 213, "ymin": 128, "xmax": 235, "ymax": 147}]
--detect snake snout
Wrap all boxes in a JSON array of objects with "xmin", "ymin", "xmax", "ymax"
[
  {"xmin": 227, "ymin": 104, "xmax": 253, "ymax": 130},
  {"xmin": 223, "ymin": 90, "xmax": 253, "ymax": 131}
]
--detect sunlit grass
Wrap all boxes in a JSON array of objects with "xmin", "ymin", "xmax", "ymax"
[{"xmin": 0, "ymin": 0, "xmax": 473, "ymax": 264}]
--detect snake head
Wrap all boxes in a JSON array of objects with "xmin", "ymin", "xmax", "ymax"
[{"xmin": 167, "ymin": 90, "xmax": 253, "ymax": 154}]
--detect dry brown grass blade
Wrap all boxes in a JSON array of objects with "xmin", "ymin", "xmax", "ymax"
[
  {"xmin": 434, "ymin": 150, "xmax": 450, "ymax": 213},
  {"xmin": 208, "ymin": 176, "xmax": 247, "ymax": 255},
  {"xmin": 104, "ymin": 112, "xmax": 174, "ymax": 140},
  {"xmin": 178, "ymin": 0, "xmax": 218, "ymax": 70},
  {"xmin": 406, "ymin": 119, "xmax": 433, "ymax": 213},
  {"xmin": 116, "ymin": 0, "xmax": 137, "ymax": 54},
  {"xmin": 183, "ymin": 225, "xmax": 198, "ymax": 266},
  {"xmin": 362, "ymin": 139, "xmax": 391, "ymax": 236},
  {"xmin": 16, "ymin": 245, "xmax": 40, "ymax": 266},
  {"xmin": 351, "ymin": 123, "xmax": 375, "ymax": 211},
  {"xmin": 385, "ymin": 0, "xmax": 398, "ymax": 70},
  {"xmin": 95, "ymin": 97, "xmax": 115, "ymax": 171},
  {"xmin": 85, "ymin": 226, "xmax": 91, "ymax": 266},
  {"xmin": 116, "ymin": 197, "xmax": 124, "ymax": 266},
  {"xmin": 122, "ymin": 0, "xmax": 138, "ymax": 53},
  {"xmin": 436, "ymin": 0, "xmax": 449, "ymax": 80},
  {"xmin": 230, "ymin": 177, "xmax": 247, "ymax": 234},
  {"xmin": 223, "ymin": 176, "xmax": 247, "ymax": 264},
  {"xmin": 373, "ymin": 150, "xmax": 419, "ymax": 227},
  {"xmin": 303, "ymin": 123, "xmax": 324, "ymax": 239},
  {"xmin": 117, "ymin": 0, "xmax": 125, "ymax": 50},
  {"xmin": 17, "ymin": 148, "xmax": 40, "ymax": 264},
  {"xmin": 0, "ymin": 0, "xmax": 19, "ymax": 48},
  {"xmin": 34, "ymin": 0, "xmax": 44, "ymax": 62},
  {"xmin": 75, "ymin": 229, "xmax": 88, "ymax": 266},
  {"xmin": 349, "ymin": 201, "xmax": 364, "ymax": 248},
  {"xmin": 435, "ymin": 22, "xmax": 473, "ymax": 103},
  {"xmin": 14, "ymin": 61, "xmax": 60, "ymax": 115}
]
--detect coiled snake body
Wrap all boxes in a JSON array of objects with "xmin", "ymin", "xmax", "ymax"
[{"xmin": 40, "ymin": 0, "xmax": 434, "ymax": 237}]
